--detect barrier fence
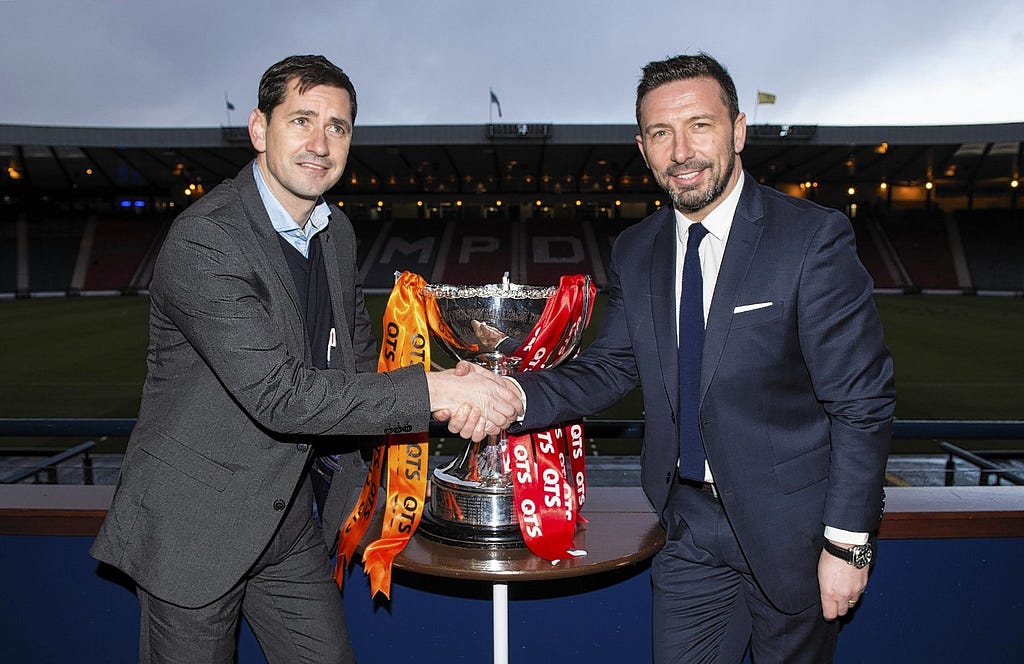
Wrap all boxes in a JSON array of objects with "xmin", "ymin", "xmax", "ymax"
[{"xmin": 2, "ymin": 418, "xmax": 1022, "ymax": 486}]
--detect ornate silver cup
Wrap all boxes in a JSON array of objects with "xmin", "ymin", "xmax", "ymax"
[{"xmin": 417, "ymin": 273, "xmax": 592, "ymax": 548}]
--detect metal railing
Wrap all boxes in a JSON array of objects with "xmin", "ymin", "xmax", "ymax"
[
  {"xmin": 940, "ymin": 442, "xmax": 1024, "ymax": 486},
  {"xmin": 2, "ymin": 418, "xmax": 1023, "ymax": 486}
]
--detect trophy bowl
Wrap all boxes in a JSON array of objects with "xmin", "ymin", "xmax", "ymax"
[{"xmin": 417, "ymin": 274, "xmax": 591, "ymax": 548}]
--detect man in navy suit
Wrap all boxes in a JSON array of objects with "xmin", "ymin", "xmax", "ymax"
[{"xmin": 500, "ymin": 53, "xmax": 895, "ymax": 662}]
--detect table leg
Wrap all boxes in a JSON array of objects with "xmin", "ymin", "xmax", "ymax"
[{"xmin": 493, "ymin": 582, "xmax": 508, "ymax": 664}]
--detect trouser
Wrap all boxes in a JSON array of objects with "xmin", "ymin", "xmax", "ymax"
[
  {"xmin": 137, "ymin": 479, "xmax": 355, "ymax": 663},
  {"xmin": 652, "ymin": 480, "xmax": 838, "ymax": 664}
]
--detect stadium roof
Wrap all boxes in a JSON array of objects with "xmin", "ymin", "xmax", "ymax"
[{"xmin": 2, "ymin": 121, "xmax": 1022, "ymax": 209}]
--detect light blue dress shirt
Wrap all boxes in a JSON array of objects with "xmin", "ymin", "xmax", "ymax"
[{"xmin": 252, "ymin": 162, "xmax": 331, "ymax": 257}]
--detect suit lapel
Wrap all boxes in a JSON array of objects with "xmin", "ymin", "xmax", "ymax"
[
  {"xmin": 237, "ymin": 163, "xmax": 305, "ymax": 321},
  {"xmin": 701, "ymin": 177, "xmax": 765, "ymax": 399},
  {"xmin": 647, "ymin": 208, "xmax": 681, "ymax": 410},
  {"xmin": 236, "ymin": 162, "xmax": 312, "ymax": 363}
]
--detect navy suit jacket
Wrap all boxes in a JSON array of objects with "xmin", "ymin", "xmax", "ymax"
[
  {"xmin": 513, "ymin": 174, "xmax": 895, "ymax": 612},
  {"xmin": 91, "ymin": 163, "xmax": 430, "ymax": 608}
]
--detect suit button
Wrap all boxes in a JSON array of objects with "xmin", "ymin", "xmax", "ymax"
[
  {"xmin": 296, "ymin": 443, "xmax": 309, "ymax": 453},
  {"xmin": 273, "ymin": 499, "xmax": 286, "ymax": 511}
]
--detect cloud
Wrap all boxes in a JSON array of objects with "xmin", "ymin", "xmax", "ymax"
[{"xmin": 1, "ymin": 0, "xmax": 1021, "ymax": 128}]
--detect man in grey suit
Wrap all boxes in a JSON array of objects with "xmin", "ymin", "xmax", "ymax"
[
  {"xmin": 490, "ymin": 53, "xmax": 896, "ymax": 662},
  {"xmin": 91, "ymin": 55, "xmax": 521, "ymax": 663}
]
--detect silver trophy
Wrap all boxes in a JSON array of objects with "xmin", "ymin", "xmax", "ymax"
[{"xmin": 417, "ymin": 273, "xmax": 592, "ymax": 548}]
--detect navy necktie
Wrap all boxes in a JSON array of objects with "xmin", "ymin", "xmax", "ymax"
[{"xmin": 678, "ymin": 222, "xmax": 710, "ymax": 481}]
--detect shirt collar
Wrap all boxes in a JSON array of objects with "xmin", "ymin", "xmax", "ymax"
[
  {"xmin": 675, "ymin": 170, "xmax": 745, "ymax": 243},
  {"xmin": 252, "ymin": 161, "xmax": 331, "ymax": 240}
]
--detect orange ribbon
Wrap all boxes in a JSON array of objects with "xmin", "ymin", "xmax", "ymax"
[{"xmin": 335, "ymin": 271, "xmax": 430, "ymax": 599}]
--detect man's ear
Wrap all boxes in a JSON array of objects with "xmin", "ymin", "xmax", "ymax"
[
  {"xmin": 248, "ymin": 109, "xmax": 267, "ymax": 153},
  {"xmin": 635, "ymin": 133, "xmax": 651, "ymax": 169}
]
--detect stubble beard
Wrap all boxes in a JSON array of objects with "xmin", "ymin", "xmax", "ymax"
[{"xmin": 666, "ymin": 151, "xmax": 736, "ymax": 214}]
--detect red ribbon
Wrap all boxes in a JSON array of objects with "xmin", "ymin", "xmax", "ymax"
[{"xmin": 507, "ymin": 274, "xmax": 595, "ymax": 560}]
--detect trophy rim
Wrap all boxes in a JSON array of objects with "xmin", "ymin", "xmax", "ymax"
[{"xmin": 422, "ymin": 282, "xmax": 558, "ymax": 300}]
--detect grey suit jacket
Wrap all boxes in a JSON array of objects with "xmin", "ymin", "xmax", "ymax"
[
  {"xmin": 512, "ymin": 174, "xmax": 895, "ymax": 612},
  {"xmin": 91, "ymin": 163, "xmax": 430, "ymax": 608}
]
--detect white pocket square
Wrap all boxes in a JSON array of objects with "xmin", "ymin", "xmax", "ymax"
[{"xmin": 733, "ymin": 302, "xmax": 773, "ymax": 314}]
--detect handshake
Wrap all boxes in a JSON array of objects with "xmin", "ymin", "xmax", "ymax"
[{"xmin": 426, "ymin": 360, "xmax": 524, "ymax": 442}]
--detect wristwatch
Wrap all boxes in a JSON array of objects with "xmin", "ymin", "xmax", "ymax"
[{"xmin": 823, "ymin": 539, "xmax": 874, "ymax": 568}]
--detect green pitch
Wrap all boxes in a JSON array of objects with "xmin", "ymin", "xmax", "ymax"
[{"xmin": 1, "ymin": 294, "xmax": 1021, "ymax": 452}]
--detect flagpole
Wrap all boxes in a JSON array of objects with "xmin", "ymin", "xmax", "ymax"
[
  {"xmin": 225, "ymin": 92, "xmax": 232, "ymax": 126},
  {"xmin": 753, "ymin": 92, "xmax": 758, "ymax": 125}
]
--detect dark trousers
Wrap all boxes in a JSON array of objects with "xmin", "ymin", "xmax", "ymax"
[
  {"xmin": 652, "ymin": 481, "xmax": 838, "ymax": 664},
  {"xmin": 137, "ymin": 479, "xmax": 355, "ymax": 664}
]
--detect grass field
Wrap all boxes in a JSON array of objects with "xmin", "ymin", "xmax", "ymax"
[{"xmin": 1, "ymin": 294, "xmax": 1022, "ymax": 453}]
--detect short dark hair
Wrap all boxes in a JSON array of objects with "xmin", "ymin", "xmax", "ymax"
[
  {"xmin": 635, "ymin": 52, "xmax": 739, "ymax": 128},
  {"xmin": 258, "ymin": 55, "xmax": 357, "ymax": 122}
]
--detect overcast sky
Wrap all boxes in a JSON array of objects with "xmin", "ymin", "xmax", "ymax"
[{"xmin": 2, "ymin": 0, "xmax": 1022, "ymax": 129}]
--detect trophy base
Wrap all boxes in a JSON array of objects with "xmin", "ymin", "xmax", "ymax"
[{"xmin": 418, "ymin": 500, "xmax": 525, "ymax": 549}]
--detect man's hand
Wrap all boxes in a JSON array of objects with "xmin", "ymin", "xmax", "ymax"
[
  {"xmin": 818, "ymin": 543, "xmax": 869, "ymax": 620},
  {"xmin": 426, "ymin": 360, "xmax": 523, "ymax": 442}
]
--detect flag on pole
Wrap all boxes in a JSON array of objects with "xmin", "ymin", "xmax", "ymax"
[
  {"xmin": 226, "ymin": 99, "xmax": 235, "ymax": 111},
  {"xmin": 490, "ymin": 89, "xmax": 502, "ymax": 118},
  {"xmin": 757, "ymin": 91, "xmax": 776, "ymax": 105}
]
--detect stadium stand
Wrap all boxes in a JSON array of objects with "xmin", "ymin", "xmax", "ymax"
[
  {"xmin": 880, "ymin": 209, "xmax": 961, "ymax": 291},
  {"xmin": 957, "ymin": 209, "xmax": 1024, "ymax": 292},
  {"xmin": 26, "ymin": 215, "xmax": 84, "ymax": 293},
  {"xmin": 2, "ymin": 121, "xmax": 1022, "ymax": 296},
  {"xmin": 851, "ymin": 216, "xmax": 901, "ymax": 289},
  {"xmin": 0, "ymin": 214, "xmax": 17, "ymax": 294},
  {"xmin": 81, "ymin": 217, "xmax": 166, "ymax": 292},
  {"xmin": 1, "ymin": 209, "xmax": 994, "ymax": 297}
]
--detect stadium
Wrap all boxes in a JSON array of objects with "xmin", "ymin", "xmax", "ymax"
[
  {"xmin": 2, "ymin": 117, "xmax": 1023, "ymax": 663},
  {"xmin": 2, "ymin": 120, "xmax": 1023, "ymax": 296}
]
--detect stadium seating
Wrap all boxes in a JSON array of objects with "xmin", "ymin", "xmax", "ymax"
[
  {"xmin": 81, "ymin": 217, "xmax": 166, "ymax": 291},
  {"xmin": 957, "ymin": 209, "xmax": 1024, "ymax": 292},
  {"xmin": 4, "ymin": 206, "xmax": 1021, "ymax": 297},
  {"xmin": 880, "ymin": 209, "xmax": 961, "ymax": 290}
]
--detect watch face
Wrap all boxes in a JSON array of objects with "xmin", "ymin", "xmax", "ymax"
[{"xmin": 852, "ymin": 545, "xmax": 873, "ymax": 568}]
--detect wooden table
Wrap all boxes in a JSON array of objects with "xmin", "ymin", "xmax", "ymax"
[{"xmin": 357, "ymin": 486, "xmax": 665, "ymax": 663}]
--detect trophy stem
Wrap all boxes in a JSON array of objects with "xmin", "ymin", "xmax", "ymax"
[{"xmin": 419, "ymin": 353, "xmax": 526, "ymax": 548}]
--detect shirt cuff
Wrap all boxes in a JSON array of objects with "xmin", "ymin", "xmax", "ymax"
[
  {"xmin": 824, "ymin": 526, "xmax": 869, "ymax": 546},
  {"xmin": 504, "ymin": 376, "xmax": 527, "ymax": 422}
]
